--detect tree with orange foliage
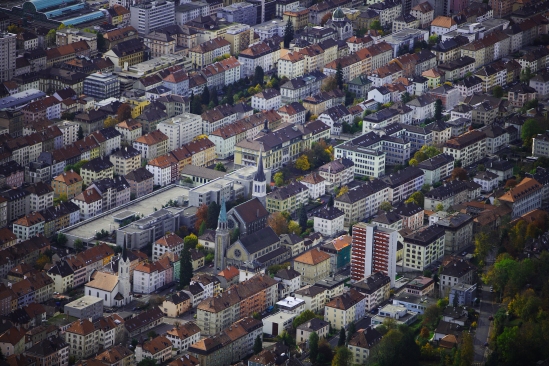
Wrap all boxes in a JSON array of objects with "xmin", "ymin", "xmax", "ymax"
[
  {"xmin": 194, "ymin": 204, "xmax": 208, "ymax": 232},
  {"xmin": 267, "ymin": 212, "xmax": 289, "ymax": 236},
  {"xmin": 117, "ymin": 103, "xmax": 132, "ymax": 123},
  {"xmin": 320, "ymin": 12, "xmax": 332, "ymax": 26},
  {"xmin": 505, "ymin": 178, "xmax": 518, "ymax": 189},
  {"xmin": 450, "ymin": 167, "xmax": 468, "ymax": 181}
]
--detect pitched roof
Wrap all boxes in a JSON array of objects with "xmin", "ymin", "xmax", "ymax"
[
  {"xmin": 498, "ymin": 177, "xmax": 542, "ymax": 203},
  {"xmin": 431, "ymin": 16, "xmax": 456, "ymax": 28},
  {"xmin": 295, "ymin": 248, "xmax": 331, "ymax": 265},
  {"xmin": 66, "ymin": 319, "xmax": 96, "ymax": 335},
  {"xmin": 86, "ymin": 272, "xmax": 118, "ymax": 292}
]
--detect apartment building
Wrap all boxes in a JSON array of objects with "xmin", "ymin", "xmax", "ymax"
[
  {"xmin": 238, "ymin": 40, "xmax": 280, "ymax": 78},
  {"xmin": 460, "ymin": 30, "xmax": 510, "ymax": 70},
  {"xmin": 166, "ymin": 322, "xmax": 201, "ymax": 352},
  {"xmin": 189, "ymin": 38, "xmax": 231, "ymax": 69},
  {"xmin": 403, "ymin": 226, "xmax": 445, "ymax": 271},
  {"xmin": 418, "ymin": 153, "xmax": 454, "ymax": 185},
  {"xmin": 443, "ymin": 130, "xmax": 486, "ymax": 168},
  {"xmin": 381, "ymin": 167, "xmax": 424, "ymax": 203},
  {"xmin": 196, "ymin": 274, "xmax": 277, "ymax": 335},
  {"xmin": 65, "ymin": 319, "xmax": 99, "ymax": 360},
  {"xmin": 424, "ymin": 180, "xmax": 481, "ymax": 211},
  {"xmin": 334, "ymin": 179, "xmax": 390, "ymax": 227},
  {"xmin": 294, "ymin": 248, "xmax": 331, "ymax": 285},
  {"xmin": 133, "ymin": 130, "xmax": 169, "ymax": 161},
  {"xmin": 158, "ymin": 113, "xmax": 203, "ymax": 151},
  {"xmin": 135, "ymin": 336, "xmax": 172, "ymax": 363},
  {"xmin": 280, "ymin": 71, "xmax": 326, "ymax": 104},
  {"xmin": 348, "ymin": 328, "xmax": 383, "ymax": 364},
  {"xmin": 351, "ymin": 223, "xmax": 397, "ymax": 286},
  {"xmin": 498, "ymin": 177, "xmax": 542, "ymax": 219},
  {"xmin": 351, "ymin": 272, "xmax": 390, "ymax": 311},
  {"xmin": 130, "ymin": 0, "xmax": 176, "ymax": 36},
  {"xmin": 439, "ymin": 258, "xmax": 475, "ymax": 297},
  {"xmin": 324, "ymin": 289, "xmax": 366, "ymax": 330},
  {"xmin": 435, "ymin": 212, "xmax": 474, "ymax": 254},
  {"xmin": 109, "ymin": 146, "xmax": 141, "ymax": 176}
]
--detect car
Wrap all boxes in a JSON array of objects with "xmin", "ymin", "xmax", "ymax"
[
  {"xmin": 209, "ymin": 264, "xmax": 213, "ymax": 268},
  {"xmin": 488, "ymin": 316, "xmax": 494, "ymax": 321},
  {"xmin": 484, "ymin": 342, "xmax": 488, "ymax": 347},
  {"xmin": 134, "ymin": 294, "xmax": 142, "ymax": 298},
  {"xmin": 461, "ymin": 251, "xmax": 467, "ymax": 256},
  {"xmin": 132, "ymin": 307, "xmax": 138, "ymax": 311},
  {"xmin": 490, "ymin": 288, "xmax": 494, "ymax": 293}
]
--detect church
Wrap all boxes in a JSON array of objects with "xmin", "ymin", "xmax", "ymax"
[
  {"xmin": 325, "ymin": 8, "xmax": 353, "ymax": 41},
  {"xmin": 85, "ymin": 240, "xmax": 133, "ymax": 307}
]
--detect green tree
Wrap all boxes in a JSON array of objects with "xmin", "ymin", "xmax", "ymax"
[
  {"xmin": 214, "ymin": 162, "xmax": 226, "ymax": 172},
  {"xmin": 274, "ymin": 172, "xmax": 284, "ymax": 186},
  {"xmin": 371, "ymin": 327, "xmax": 420, "ymax": 366},
  {"xmin": 331, "ymin": 346, "xmax": 352, "ymax": 366},
  {"xmin": 328, "ymin": 194, "xmax": 334, "ymax": 208},
  {"xmin": 57, "ymin": 233, "xmax": 68, "ymax": 246},
  {"xmin": 183, "ymin": 233, "xmax": 198, "ymax": 250},
  {"xmin": 97, "ymin": 33, "xmax": 106, "ymax": 51},
  {"xmin": 309, "ymin": 332, "xmax": 319, "ymax": 362},
  {"xmin": 380, "ymin": 201, "xmax": 392, "ymax": 212},
  {"xmin": 201, "ymin": 86, "xmax": 210, "ymax": 106},
  {"xmin": 317, "ymin": 339, "xmax": 333, "ymax": 365},
  {"xmin": 299, "ymin": 204, "xmax": 308, "ymax": 232},
  {"xmin": 74, "ymin": 239, "xmax": 84, "ymax": 253},
  {"xmin": 338, "ymin": 327, "xmax": 346, "ymax": 347},
  {"xmin": 210, "ymin": 87, "xmax": 219, "ymax": 107},
  {"xmin": 77, "ymin": 126, "xmax": 84, "ymax": 140},
  {"xmin": 253, "ymin": 66, "xmax": 265, "ymax": 86},
  {"xmin": 370, "ymin": 20, "xmax": 381, "ymax": 30},
  {"xmin": 253, "ymin": 335, "xmax": 262, "ymax": 354},
  {"xmin": 198, "ymin": 221, "xmax": 206, "ymax": 236},
  {"xmin": 346, "ymin": 322, "xmax": 355, "ymax": 343},
  {"xmin": 474, "ymin": 231, "xmax": 491, "ymax": 266},
  {"xmin": 401, "ymin": 92, "xmax": 411, "ymax": 104},
  {"xmin": 434, "ymin": 99, "xmax": 443, "ymax": 120},
  {"xmin": 422, "ymin": 304, "xmax": 440, "ymax": 329},
  {"xmin": 405, "ymin": 191, "xmax": 424, "ymax": 207},
  {"xmin": 435, "ymin": 203, "xmax": 444, "ymax": 212},
  {"xmin": 292, "ymin": 309, "xmax": 318, "ymax": 328},
  {"xmin": 206, "ymin": 202, "xmax": 221, "ymax": 229},
  {"xmin": 493, "ymin": 85, "xmax": 504, "ymax": 98},
  {"xmin": 520, "ymin": 67, "xmax": 533, "ymax": 82},
  {"xmin": 191, "ymin": 92, "xmax": 202, "ymax": 114},
  {"xmin": 137, "ymin": 358, "xmax": 157, "ymax": 366},
  {"xmin": 179, "ymin": 248, "xmax": 193, "ymax": 288},
  {"xmin": 283, "ymin": 21, "xmax": 294, "ymax": 48},
  {"xmin": 295, "ymin": 154, "xmax": 310, "ymax": 171},
  {"xmin": 335, "ymin": 63, "xmax": 344, "ymax": 90},
  {"xmin": 521, "ymin": 118, "xmax": 543, "ymax": 146}
]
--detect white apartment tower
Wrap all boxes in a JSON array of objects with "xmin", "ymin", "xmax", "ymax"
[
  {"xmin": 0, "ymin": 33, "xmax": 16, "ymax": 83},
  {"xmin": 157, "ymin": 113, "xmax": 202, "ymax": 151},
  {"xmin": 130, "ymin": 0, "xmax": 176, "ymax": 36}
]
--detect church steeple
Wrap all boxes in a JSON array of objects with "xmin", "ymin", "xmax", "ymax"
[
  {"xmin": 253, "ymin": 144, "xmax": 267, "ymax": 207},
  {"xmin": 122, "ymin": 234, "xmax": 128, "ymax": 261},
  {"xmin": 214, "ymin": 199, "xmax": 229, "ymax": 270}
]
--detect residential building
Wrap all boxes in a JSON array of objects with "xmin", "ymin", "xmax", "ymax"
[
  {"xmin": 294, "ymin": 248, "xmax": 331, "ymax": 285},
  {"xmin": 443, "ymin": 130, "xmax": 486, "ymax": 168},
  {"xmin": 266, "ymin": 181, "xmax": 308, "ymax": 214},
  {"xmin": 498, "ymin": 177, "xmax": 542, "ymax": 219},
  {"xmin": 251, "ymin": 89, "xmax": 281, "ymax": 111},
  {"xmin": 65, "ymin": 319, "xmax": 99, "ymax": 359},
  {"xmin": 83, "ymin": 73, "xmax": 120, "ymax": 100},
  {"xmin": 166, "ymin": 322, "xmax": 201, "ymax": 352},
  {"xmin": 296, "ymin": 318, "xmax": 329, "ymax": 343},
  {"xmin": 153, "ymin": 233, "xmax": 184, "ymax": 261},
  {"xmin": 133, "ymin": 130, "xmax": 169, "ymax": 160},
  {"xmin": 334, "ymin": 179, "xmax": 390, "ymax": 227},
  {"xmin": 417, "ymin": 154, "xmax": 454, "ymax": 185},
  {"xmin": 189, "ymin": 38, "xmax": 231, "ymax": 69},
  {"xmin": 435, "ymin": 212, "xmax": 474, "ymax": 254},
  {"xmin": 402, "ymin": 226, "xmax": 445, "ymax": 271},
  {"xmin": 424, "ymin": 180, "xmax": 481, "ymax": 211},
  {"xmin": 318, "ymin": 158, "xmax": 354, "ymax": 190},
  {"xmin": 130, "ymin": 0, "xmax": 176, "ymax": 36},
  {"xmin": 324, "ymin": 289, "xmax": 366, "ymax": 330},
  {"xmin": 439, "ymin": 258, "xmax": 474, "ymax": 297},
  {"xmin": 125, "ymin": 168, "xmax": 154, "ymax": 198},
  {"xmin": 313, "ymin": 207, "xmax": 345, "ymax": 237},
  {"xmin": 80, "ymin": 157, "xmax": 114, "ymax": 186},
  {"xmin": 348, "ymin": 328, "xmax": 382, "ymax": 364},
  {"xmin": 135, "ymin": 336, "xmax": 172, "ymax": 363}
]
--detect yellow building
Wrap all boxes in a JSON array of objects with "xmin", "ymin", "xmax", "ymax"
[
  {"xmin": 294, "ymin": 248, "xmax": 331, "ymax": 285},
  {"xmin": 348, "ymin": 328, "xmax": 382, "ymax": 364},
  {"xmin": 266, "ymin": 181, "xmax": 309, "ymax": 214},
  {"xmin": 52, "ymin": 171, "xmax": 83, "ymax": 199},
  {"xmin": 283, "ymin": 9, "xmax": 310, "ymax": 31},
  {"xmin": 103, "ymin": 39, "xmax": 145, "ymax": 68},
  {"xmin": 80, "ymin": 157, "xmax": 114, "ymax": 185},
  {"xmin": 324, "ymin": 289, "xmax": 366, "ymax": 330},
  {"xmin": 161, "ymin": 292, "xmax": 192, "ymax": 317},
  {"xmin": 422, "ymin": 68, "xmax": 442, "ymax": 88},
  {"xmin": 223, "ymin": 25, "xmax": 254, "ymax": 55},
  {"xmin": 189, "ymin": 38, "xmax": 231, "ymax": 69},
  {"xmin": 65, "ymin": 319, "xmax": 100, "ymax": 359},
  {"xmin": 109, "ymin": 146, "xmax": 141, "ymax": 176}
]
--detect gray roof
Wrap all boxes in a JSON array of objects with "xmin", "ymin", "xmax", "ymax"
[{"xmin": 238, "ymin": 227, "xmax": 279, "ymax": 255}]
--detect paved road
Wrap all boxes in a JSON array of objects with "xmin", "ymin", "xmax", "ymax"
[{"xmin": 474, "ymin": 285, "xmax": 498, "ymax": 362}]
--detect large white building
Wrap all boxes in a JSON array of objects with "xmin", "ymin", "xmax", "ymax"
[
  {"xmin": 152, "ymin": 233, "xmax": 185, "ymax": 261},
  {"xmin": 498, "ymin": 177, "xmax": 542, "ymax": 219},
  {"xmin": 158, "ymin": 113, "xmax": 203, "ymax": 151},
  {"xmin": 251, "ymin": 88, "xmax": 281, "ymax": 111},
  {"xmin": 130, "ymin": 0, "xmax": 176, "ymax": 36},
  {"xmin": 313, "ymin": 206, "xmax": 345, "ymax": 237}
]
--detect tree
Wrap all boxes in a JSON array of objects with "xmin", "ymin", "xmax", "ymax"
[
  {"xmin": 346, "ymin": 322, "xmax": 355, "ymax": 343},
  {"xmin": 322, "ymin": 76, "xmax": 338, "ymax": 92},
  {"xmin": 210, "ymin": 87, "xmax": 218, "ymax": 106},
  {"xmin": 460, "ymin": 332, "xmax": 474, "ymax": 366},
  {"xmin": 183, "ymin": 233, "xmax": 198, "ymax": 250},
  {"xmin": 493, "ymin": 85, "xmax": 504, "ymax": 98},
  {"xmin": 267, "ymin": 212, "xmax": 289, "ymax": 235},
  {"xmin": 405, "ymin": 191, "xmax": 424, "ymax": 207},
  {"xmin": 522, "ymin": 118, "xmax": 543, "ymax": 146},
  {"xmin": 46, "ymin": 29, "xmax": 56, "ymax": 46},
  {"xmin": 317, "ymin": 339, "xmax": 333, "ymax": 365},
  {"xmin": 288, "ymin": 220, "xmax": 302, "ymax": 235},
  {"xmin": 451, "ymin": 167, "xmax": 468, "ymax": 181},
  {"xmin": 401, "ymin": 92, "xmax": 412, "ymax": 104},
  {"xmin": 201, "ymin": 86, "xmax": 210, "ymax": 106},
  {"xmin": 520, "ymin": 67, "xmax": 533, "ymax": 82},
  {"xmin": 331, "ymin": 346, "xmax": 352, "ymax": 366},
  {"xmin": 214, "ymin": 162, "xmax": 226, "ymax": 172},
  {"xmin": 117, "ymin": 103, "xmax": 132, "ymax": 123},
  {"xmin": 328, "ymin": 195, "xmax": 334, "ymax": 208},
  {"xmin": 420, "ymin": 327, "xmax": 429, "ymax": 339},
  {"xmin": 409, "ymin": 158, "xmax": 419, "ymax": 167},
  {"xmin": 191, "ymin": 93, "xmax": 202, "ymax": 114},
  {"xmin": 474, "ymin": 231, "xmax": 491, "ymax": 266},
  {"xmin": 434, "ymin": 99, "xmax": 443, "ymax": 120},
  {"xmin": 292, "ymin": 309, "xmax": 318, "ymax": 328},
  {"xmin": 422, "ymin": 304, "xmax": 440, "ymax": 329},
  {"xmin": 299, "ymin": 204, "xmax": 308, "ymax": 231},
  {"xmin": 274, "ymin": 172, "xmax": 284, "ymax": 186},
  {"xmin": 36, "ymin": 254, "xmax": 51, "ymax": 270},
  {"xmin": 195, "ymin": 204, "xmax": 208, "ymax": 231},
  {"xmin": 337, "ymin": 186, "xmax": 349, "ymax": 197},
  {"xmin": 97, "ymin": 32, "xmax": 106, "ymax": 51},
  {"xmin": 338, "ymin": 328, "xmax": 346, "ymax": 347},
  {"xmin": 370, "ymin": 20, "xmax": 381, "ymax": 30},
  {"xmin": 77, "ymin": 126, "xmax": 84, "ymax": 140},
  {"xmin": 180, "ymin": 248, "xmax": 193, "ymax": 288},
  {"xmin": 57, "ymin": 233, "xmax": 68, "ymax": 246},
  {"xmin": 253, "ymin": 66, "xmax": 265, "ymax": 86},
  {"xmin": 308, "ymin": 331, "xmax": 319, "ymax": 361},
  {"xmin": 253, "ymin": 335, "xmax": 262, "ymax": 354},
  {"xmin": 104, "ymin": 116, "xmax": 117, "ymax": 128},
  {"xmin": 74, "ymin": 239, "xmax": 84, "ymax": 253},
  {"xmin": 137, "ymin": 358, "xmax": 157, "ymax": 366},
  {"xmin": 435, "ymin": 203, "xmax": 444, "ymax": 212},
  {"xmin": 283, "ymin": 21, "xmax": 294, "ymax": 48},
  {"xmin": 335, "ymin": 63, "xmax": 344, "ymax": 90},
  {"xmin": 206, "ymin": 202, "xmax": 221, "ymax": 230},
  {"xmin": 295, "ymin": 155, "xmax": 310, "ymax": 171},
  {"xmin": 380, "ymin": 201, "xmax": 392, "ymax": 212}
]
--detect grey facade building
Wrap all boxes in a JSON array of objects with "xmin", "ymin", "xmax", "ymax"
[
  {"xmin": 130, "ymin": 0, "xmax": 176, "ymax": 36},
  {"xmin": 64, "ymin": 296, "xmax": 104, "ymax": 321},
  {"xmin": 217, "ymin": 2, "xmax": 257, "ymax": 26},
  {"xmin": 83, "ymin": 72, "xmax": 120, "ymax": 100},
  {"xmin": 0, "ymin": 33, "xmax": 16, "ymax": 83}
]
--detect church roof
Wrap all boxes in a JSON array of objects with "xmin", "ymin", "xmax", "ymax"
[
  {"xmin": 86, "ymin": 272, "xmax": 119, "ymax": 292},
  {"xmin": 237, "ymin": 227, "xmax": 279, "ymax": 255},
  {"xmin": 255, "ymin": 148, "xmax": 266, "ymax": 182},
  {"xmin": 218, "ymin": 199, "xmax": 227, "ymax": 225},
  {"xmin": 333, "ymin": 7, "xmax": 344, "ymax": 19}
]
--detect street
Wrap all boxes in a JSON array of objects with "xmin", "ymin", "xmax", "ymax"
[{"xmin": 474, "ymin": 285, "xmax": 498, "ymax": 362}]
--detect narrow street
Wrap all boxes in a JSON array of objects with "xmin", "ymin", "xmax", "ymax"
[{"xmin": 474, "ymin": 285, "xmax": 498, "ymax": 362}]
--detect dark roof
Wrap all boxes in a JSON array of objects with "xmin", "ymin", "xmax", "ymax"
[
  {"xmin": 111, "ymin": 146, "xmax": 140, "ymax": 159},
  {"xmin": 238, "ymin": 227, "xmax": 279, "ymax": 254},
  {"xmin": 47, "ymin": 261, "xmax": 74, "ymax": 278},
  {"xmin": 417, "ymin": 153, "xmax": 454, "ymax": 170},
  {"xmin": 351, "ymin": 272, "xmax": 390, "ymax": 294},
  {"xmin": 314, "ymin": 206, "xmax": 344, "ymax": 220},
  {"xmin": 125, "ymin": 167, "xmax": 154, "ymax": 183},
  {"xmin": 231, "ymin": 197, "xmax": 269, "ymax": 224},
  {"xmin": 394, "ymin": 201, "xmax": 423, "ymax": 217},
  {"xmin": 335, "ymin": 179, "xmax": 389, "ymax": 204},
  {"xmin": 348, "ymin": 327, "xmax": 382, "ymax": 349},
  {"xmin": 25, "ymin": 336, "xmax": 68, "ymax": 357},
  {"xmin": 124, "ymin": 308, "xmax": 164, "ymax": 333},
  {"xmin": 381, "ymin": 167, "xmax": 424, "ymax": 188},
  {"xmin": 275, "ymin": 268, "xmax": 301, "ymax": 280},
  {"xmin": 296, "ymin": 318, "xmax": 329, "ymax": 332},
  {"xmin": 268, "ymin": 181, "xmax": 308, "ymax": 200},
  {"xmin": 403, "ymin": 225, "xmax": 445, "ymax": 246},
  {"xmin": 294, "ymin": 285, "xmax": 325, "ymax": 297},
  {"xmin": 82, "ymin": 157, "xmax": 113, "ymax": 173},
  {"xmin": 441, "ymin": 258, "xmax": 474, "ymax": 278}
]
